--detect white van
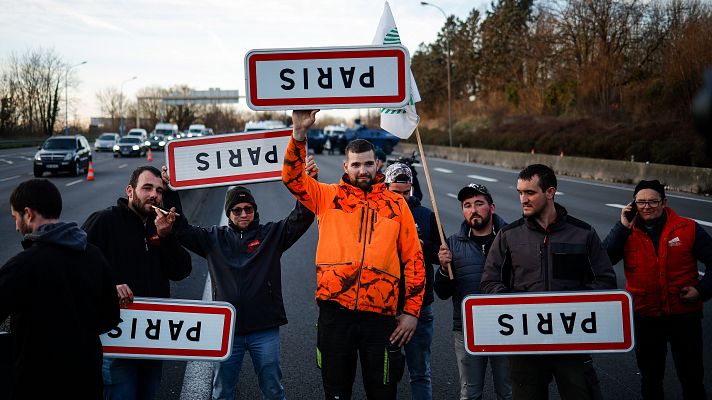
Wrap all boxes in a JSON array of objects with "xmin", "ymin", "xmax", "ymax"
[
  {"xmin": 187, "ymin": 124, "xmax": 210, "ymax": 137},
  {"xmin": 126, "ymin": 128, "xmax": 148, "ymax": 141},
  {"xmin": 154, "ymin": 123, "xmax": 179, "ymax": 140}
]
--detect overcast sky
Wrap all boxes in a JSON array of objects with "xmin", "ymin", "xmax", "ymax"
[{"xmin": 1, "ymin": 0, "xmax": 489, "ymax": 124}]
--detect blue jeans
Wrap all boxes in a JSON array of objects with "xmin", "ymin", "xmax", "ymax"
[
  {"xmin": 453, "ymin": 331, "xmax": 512, "ymax": 400},
  {"xmin": 404, "ymin": 304, "xmax": 434, "ymax": 400},
  {"xmin": 212, "ymin": 327, "xmax": 285, "ymax": 400},
  {"xmin": 102, "ymin": 358, "xmax": 162, "ymax": 400}
]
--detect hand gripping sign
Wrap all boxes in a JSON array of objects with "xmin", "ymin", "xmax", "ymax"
[
  {"xmin": 101, "ymin": 298, "xmax": 235, "ymax": 361},
  {"xmin": 165, "ymin": 129, "xmax": 291, "ymax": 190},
  {"xmin": 245, "ymin": 45, "xmax": 411, "ymax": 110},
  {"xmin": 462, "ymin": 291, "xmax": 634, "ymax": 355}
]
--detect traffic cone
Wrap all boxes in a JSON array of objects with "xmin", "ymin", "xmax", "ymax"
[
  {"xmin": 560, "ymin": 150, "xmax": 565, "ymax": 157},
  {"xmin": 86, "ymin": 161, "xmax": 95, "ymax": 181},
  {"xmin": 147, "ymin": 148, "xmax": 153, "ymax": 162}
]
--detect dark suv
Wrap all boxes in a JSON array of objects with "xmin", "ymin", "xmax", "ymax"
[{"xmin": 34, "ymin": 135, "xmax": 92, "ymax": 177}]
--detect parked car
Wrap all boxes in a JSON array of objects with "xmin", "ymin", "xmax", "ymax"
[
  {"xmin": 307, "ymin": 129, "xmax": 326, "ymax": 154},
  {"xmin": 94, "ymin": 133, "xmax": 120, "ymax": 152},
  {"xmin": 34, "ymin": 135, "xmax": 92, "ymax": 177},
  {"xmin": 147, "ymin": 133, "xmax": 167, "ymax": 151},
  {"xmin": 113, "ymin": 137, "xmax": 147, "ymax": 157}
]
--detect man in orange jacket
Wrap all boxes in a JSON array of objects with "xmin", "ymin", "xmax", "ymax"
[{"xmin": 283, "ymin": 110, "xmax": 425, "ymax": 400}]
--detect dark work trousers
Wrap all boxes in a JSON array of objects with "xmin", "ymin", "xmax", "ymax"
[
  {"xmin": 634, "ymin": 311, "xmax": 707, "ymax": 400},
  {"xmin": 317, "ymin": 300, "xmax": 405, "ymax": 400},
  {"xmin": 509, "ymin": 354, "xmax": 602, "ymax": 400}
]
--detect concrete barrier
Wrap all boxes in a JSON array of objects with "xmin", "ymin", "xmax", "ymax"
[{"xmin": 396, "ymin": 143, "xmax": 712, "ymax": 194}]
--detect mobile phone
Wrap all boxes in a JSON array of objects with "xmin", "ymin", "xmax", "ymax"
[{"xmin": 624, "ymin": 202, "xmax": 637, "ymax": 222}]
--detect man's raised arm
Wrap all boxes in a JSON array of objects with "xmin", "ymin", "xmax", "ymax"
[{"xmin": 282, "ymin": 110, "xmax": 333, "ymax": 213}]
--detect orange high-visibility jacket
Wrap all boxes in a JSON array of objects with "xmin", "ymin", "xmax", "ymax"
[{"xmin": 282, "ymin": 138, "xmax": 425, "ymax": 317}]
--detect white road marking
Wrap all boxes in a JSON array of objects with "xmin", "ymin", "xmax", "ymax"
[
  {"xmin": 434, "ymin": 167, "xmax": 453, "ymax": 173},
  {"xmin": 0, "ymin": 175, "xmax": 21, "ymax": 182},
  {"xmin": 447, "ymin": 193, "xmax": 458, "ymax": 199},
  {"xmin": 605, "ymin": 204, "xmax": 712, "ymax": 227},
  {"xmin": 118, "ymin": 164, "xmax": 128, "ymax": 169},
  {"xmin": 467, "ymin": 174, "xmax": 498, "ymax": 182},
  {"xmin": 65, "ymin": 179, "xmax": 83, "ymax": 186},
  {"xmin": 555, "ymin": 191, "xmax": 564, "ymax": 195},
  {"xmin": 18, "ymin": 156, "xmax": 33, "ymax": 161},
  {"xmin": 0, "ymin": 159, "xmax": 13, "ymax": 165}
]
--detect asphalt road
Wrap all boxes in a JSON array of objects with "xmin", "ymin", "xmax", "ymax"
[{"xmin": 1, "ymin": 145, "xmax": 711, "ymax": 399}]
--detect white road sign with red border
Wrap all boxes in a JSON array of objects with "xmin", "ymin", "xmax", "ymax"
[
  {"xmin": 245, "ymin": 45, "xmax": 411, "ymax": 110},
  {"xmin": 165, "ymin": 129, "xmax": 291, "ymax": 190},
  {"xmin": 462, "ymin": 291, "xmax": 634, "ymax": 355},
  {"xmin": 101, "ymin": 298, "xmax": 235, "ymax": 361}
]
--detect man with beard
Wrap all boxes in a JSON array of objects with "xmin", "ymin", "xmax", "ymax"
[
  {"xmin": 435, "ymin": 183, "xmax": 511, "ymax": 400},
  {"xmin": 1, "ymin": 179, "xmax": 119, "ymax": 399},
  {"xmin": 83, "ymin": 165, "xmax": 192, "ymax": 399},
  {"xmin": 282, "ymin": 110, "xmax": 425, "ymax": 400},
  {"xmin": 384, "ymin": 163, "xmax": 440, "ymax": 400},
  {"xmin": 481, "ymin": 164, "xmax": 616, "ymax": 400}
]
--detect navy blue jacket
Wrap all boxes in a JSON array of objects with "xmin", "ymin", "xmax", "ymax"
[
  {"xmin": 434, "ymin": 214, "xmax": 507, "ymax": 331},
  {"xmin": 172, "ymin": 200, "xmax": 314, "ymax": 334}
]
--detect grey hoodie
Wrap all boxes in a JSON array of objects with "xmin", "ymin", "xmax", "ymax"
[{"xmin": 22, "ymin": 222, "xmax": 87, "ymax": 251}]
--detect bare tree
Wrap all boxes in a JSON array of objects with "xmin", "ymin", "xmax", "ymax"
[{"xmin": 95, "ymin": 86, "xmax": 125, "ymax": 132}]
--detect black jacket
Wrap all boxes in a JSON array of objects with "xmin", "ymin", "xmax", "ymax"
[
  {"xmin": 172, "ymin": 200, "xmax": 314, "ymax": 334},
  {"xmin": 481, "ymin": 203, "xmax": 616, "ymax": 294},
  {"xmin": 82, "ymin": 198, "xmax": 192, "ymax": 298},
  {"xmin": 0, "ymin": 222, "xmax": 119, "ymax": 399},
  {"xmin": 434, "ymin": 214, "xmax": 507, "ymax": 331}
]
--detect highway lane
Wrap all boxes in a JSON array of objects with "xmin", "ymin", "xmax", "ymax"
[{"xmin": 1, "ymin": 146, "xmax": 711, "ymax": 398}]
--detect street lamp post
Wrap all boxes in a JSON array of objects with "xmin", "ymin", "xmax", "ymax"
[
  {"xmin": 65, "ymin": 61, "xmax": 87, "ymax": 136},
  {"xmin": 420, "ymin": 1, "xmax": 453, "ymax": 147},
  {"xmin": 119, "ymin": 76, "xmax": 137, "ymax": 136}
]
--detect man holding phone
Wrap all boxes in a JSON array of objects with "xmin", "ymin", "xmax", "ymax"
[{"xmin": 603, "ymin": 179, "xmax": 712, "ymax": 399}]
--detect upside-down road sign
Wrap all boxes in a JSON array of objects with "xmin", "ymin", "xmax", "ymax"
[{"xmin": 462, "ymin": 291, "xmax": 634, "ymax": 355}]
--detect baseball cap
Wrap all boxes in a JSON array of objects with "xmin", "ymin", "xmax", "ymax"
[
  {"xmin": 384, "ymin": 162, "xmax": 412, "ymax": 184},
  {"xmin": 457, "ymin": 183, "xmax": 493, "ymax": 203}
]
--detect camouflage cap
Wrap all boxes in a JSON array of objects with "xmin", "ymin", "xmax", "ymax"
[{"xmin": 384, "ymin": 162, "xmax": 412, "ymax": 184}]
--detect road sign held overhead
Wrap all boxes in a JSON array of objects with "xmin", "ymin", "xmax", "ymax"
[
  {"xmin": 462, "ymin": 290, "xmax": 634, "ymax": 355},
  {"xmin": 245, "ymin": 45, "xmax": 411, "ymax": 110},
  {"xmin": 101, "ymin": 298, "xmax": 235, "ymax": 361},
  {"xmin": 165, "ymin": 129, "xmax": 292, "ymax": 190}
]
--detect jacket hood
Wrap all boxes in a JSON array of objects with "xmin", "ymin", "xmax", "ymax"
[
  {"xmin": 407, "ymin": 195, "xmax": 421, "ymax": 209},
  {"xmin": 22, "ymin": 221, "xmax": 87, "ymax": 251},
  {"xmin": 456, "ymin": 213, "xmax": 507, "ymax": 239}
]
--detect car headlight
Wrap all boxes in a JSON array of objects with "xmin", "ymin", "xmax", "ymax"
[
  {"xmin": 64, "ymin": 153, "xmax": 73, "ymax": 160},
  {"xmin": 144, "ymin": 141, "xmax": 150, "ymax": 146},
  {"xmin": 166, "ymin": 136, "xmax": 174, "ymax": 141},
  {"xmin": 132, "ymin": 145, "xmax": 140, "ymax": 150},
  {"xmin": 34, "ymin": 153, "xmax": 41, "ymax": 161},
  {"xmin": 113, "ymin": 145, "xmax": 120, "ymax": 151},
  {"xmin": 159, "ymin": 141, "xmax": 165, "ymax": 146}
]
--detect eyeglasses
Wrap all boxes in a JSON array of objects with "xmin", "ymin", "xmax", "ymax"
[
  {"xmin": 230, "ymin": 206, "xmax": 255, "ymax": 216},
  {"xmin": 634, "ymin": 199, "xmax": 662, "ymax": 208}
]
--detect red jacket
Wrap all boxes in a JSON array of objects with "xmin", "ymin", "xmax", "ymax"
[{"xmin": 623, "ymin": 208, "xmax": 702, "ymax": 316}]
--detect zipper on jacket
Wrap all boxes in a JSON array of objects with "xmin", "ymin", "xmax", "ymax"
[
  {"xmin": 354, "ymin": 202, "xmax": 370, "ymax": 310},
  {"xmin": 542, "ymin": 232, "xmax": 549, "ymax": 291},
  {"xmin": 368, "ymin": 209, "xmax": 376, "ymax": 244},
  {"xmin": 358, "ymin": 208, "xmax": 365, "ymax": 243}
]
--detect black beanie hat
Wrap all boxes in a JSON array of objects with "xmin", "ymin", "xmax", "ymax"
[
  {"xmin": 634, "ymin": 179, "xmax": 665, "ymax": 198},
  {"xmin": 224, "ymin": 186, "xmax": 257, "ymax": 217}
]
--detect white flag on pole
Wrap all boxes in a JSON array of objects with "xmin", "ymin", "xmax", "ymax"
[{"xmin": 372, "ymin": 1, "xmax": 420, "ymax": 139}]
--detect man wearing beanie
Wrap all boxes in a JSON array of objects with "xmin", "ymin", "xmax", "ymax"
[
  {"xmin": 604, "ymin": 179, "xmax": 712, "ymax": 399},
  {"xmin": 162, "ymin": 157, "xmax": 318, "ymax": 400}
]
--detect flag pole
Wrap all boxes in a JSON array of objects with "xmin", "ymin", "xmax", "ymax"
[{"xmin": 414, "ymin": 126, "xmax": 454, "ymax": 280}]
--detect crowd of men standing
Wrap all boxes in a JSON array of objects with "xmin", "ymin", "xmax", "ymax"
[{"xmin": 0, "ymin": 109, "xmax": 711, "ymax": 400}]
